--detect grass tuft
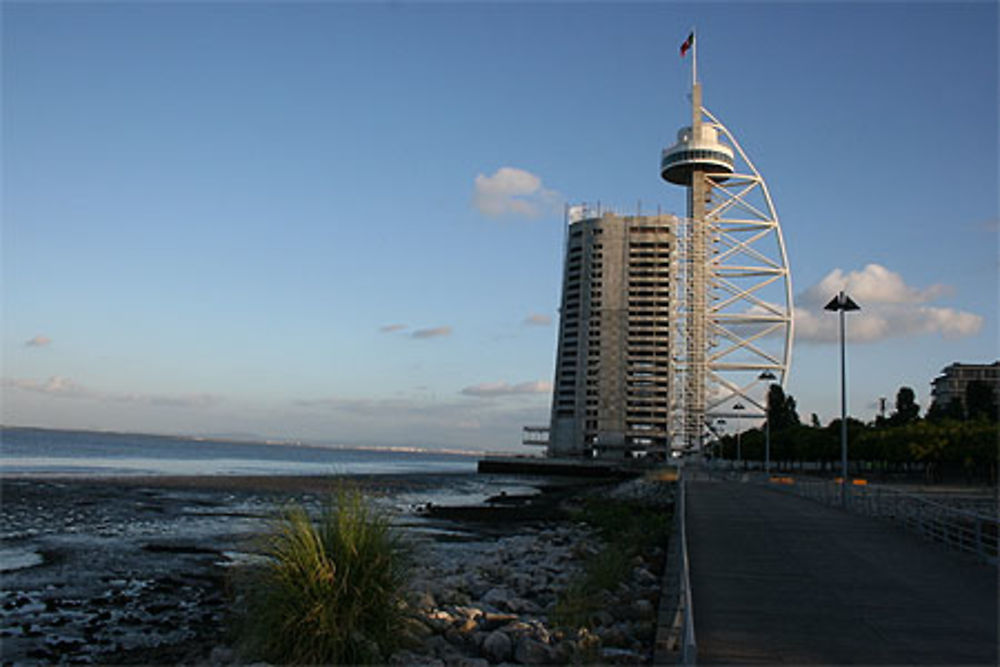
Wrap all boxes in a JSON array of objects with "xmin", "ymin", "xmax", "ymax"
[
  {"xmin": 552, "ymin": 489, "xmax": 671, "ymax": 629},
  {"xmin": 237, "ymin": 486, "xmax": 409, "ymax": 665}
]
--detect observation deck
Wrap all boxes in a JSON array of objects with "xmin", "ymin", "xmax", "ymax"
[{"xmin": 660, "ymin": 125, "xmax": 734, "ymax": 185}]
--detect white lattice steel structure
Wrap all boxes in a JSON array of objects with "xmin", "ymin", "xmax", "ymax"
[{"xmin": 662, "ymin": 62, "xmax": 793, "ymax": 451}]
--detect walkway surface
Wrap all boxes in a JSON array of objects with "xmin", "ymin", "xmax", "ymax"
[{"xmin": 687, "ymin": 479, "xmax": 998, "ymax": 665}]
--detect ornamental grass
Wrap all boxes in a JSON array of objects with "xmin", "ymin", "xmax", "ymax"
[{"xmin": 238, "ymin": 486, "xmax": 410, "ymax": 665}]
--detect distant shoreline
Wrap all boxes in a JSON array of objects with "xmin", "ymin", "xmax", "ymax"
[
  {"xmin": 0, "ymin": 424, "xmax": 489, "ymax": 458},
  {"xmin": 0, "ymin": 471, "xmax": 478, "ymax": 494}
]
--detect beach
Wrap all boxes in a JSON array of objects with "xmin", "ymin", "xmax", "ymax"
[{"xmin": 1, "ymin": 471, "xmax": 673, "ymax": 665}]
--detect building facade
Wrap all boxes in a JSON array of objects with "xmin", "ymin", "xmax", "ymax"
[
  {"xmin": 548, "ymin": 211, "xmax": 676, "ymax": 459},
  {"xmin": 931, "ymin": 361, "xmax": 1000, "ymax": 417}
]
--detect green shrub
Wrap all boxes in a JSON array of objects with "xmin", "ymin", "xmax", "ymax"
[{"xmin": 238, "ymin": 486, "xmax": 410, "ymax": 665}]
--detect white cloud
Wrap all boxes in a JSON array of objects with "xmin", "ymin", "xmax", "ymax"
[
  {"xmin": 461, "ymin": 380, "xmax": 552, "ymax": 398},
  {"xmin": 798, "ymin": 264, "xmax": 950, "ymax": 307},
  {"xmin": 2, "ymin": 376, "xmax": 222, "ymax": 409},
  {"xmin": 379, "ymin": 324, "xmax": 407, "ymax": 333},
  {"xmin": 473, "ymin": 167, "xmax": 561, "ymax": 219},
  {"xmin": 25, "ymin": 335, "xmax": 52, "ymax": 347},
  {"xmin": 794, "ymin": 264, "xmax": 982, "ymax": 343},
  {"xmin": 412, "ymin": 326, "xmax": 452, "ymax": 339}
]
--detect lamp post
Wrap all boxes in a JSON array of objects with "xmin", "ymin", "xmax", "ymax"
[
  {"xmin": 714, "ymin": 419, "xmax": 726, "ymax": 467},
  {"xmin": 733, "ymin": 403, "xmax": 745, "ymax": 468},
  {"xmin": 759, "ymin": 371, "xmax": 777, "ymax": 476},
  {"xmin": 824, "ymin": 290, "xmax": 860, "ymax": 506}
]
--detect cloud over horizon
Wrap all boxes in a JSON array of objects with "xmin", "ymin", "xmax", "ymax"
[
  {"xmin": 461, "ymin": 380, "xmax": 552, "ymax": 398},
  {"xmin": 3, "ymin": 376, "xmax": 222, "ymax": 409},
  {"xmin": 794, "ymin": 263, "xmax": 983, "ymax": 343},
  {"xmin": 411, "ymin": 326, "xmax": 452, "ymax": 339},
  {"xmin": 25, "ymin": 335, "xmax": 52, "ymax": 347},
  {"xmin": 379, "ymin": 324, "xmax": 407, "ymax": 333},
  {"xmin": 473, "ymin": 167, "xmax": 561, "ymax": 219},
  {"xmin": 523, "ymin": 313, "xmax": 552, "ymax": 326}
]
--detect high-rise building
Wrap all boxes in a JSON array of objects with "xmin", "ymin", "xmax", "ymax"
[
  {"xmin": 547, "ymin": 209, "xmax": 677, "ymax": 459},
  {"xmin": 931, "ymin": 361, "xmax": 1000, "ymax": 417}
]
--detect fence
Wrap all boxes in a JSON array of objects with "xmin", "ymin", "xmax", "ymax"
[{"xmin": 770, "ymin": 476, "xmax": 998, "ymax": 565}]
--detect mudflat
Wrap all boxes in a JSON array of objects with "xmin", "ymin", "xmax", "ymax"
[{"xmin": 0, "ymin": 472, "xmax": 547, "ymax": 663}]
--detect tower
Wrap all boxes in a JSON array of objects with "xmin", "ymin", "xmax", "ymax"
[
  {"xmin": 547, "ymin": 207, "xmax": 677, "ymax": 459},
  {"xmin": 661, "ymin": 33, "xmax": 793, "ymax": 451},
  {"xmin": 536, "ymin": 33, "xmax": 792, "ymax": 460}
]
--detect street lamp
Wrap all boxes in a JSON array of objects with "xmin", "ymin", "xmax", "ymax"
[
  {"xmin": 824, "ymin": 290, "xmax": 860, "ymax": 506},
  {"xmin": 733, "ymin": 403, "xmax": 745, "ymax": 468},
  {"xmin": 759, "ymin": 370, "xmax": 777, "ymax": 476},
  {"xmin": 714, "ymin": 419, "xmax": 726, "ymax": 464}
]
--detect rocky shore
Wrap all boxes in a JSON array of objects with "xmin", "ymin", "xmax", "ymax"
[
  {"xmin": 389, "ymin": 476, "xmax": 675, "ymax": 666},
  {"xmin": 1, "ymin": 473, "xmax": 673, "ymax": 665}
]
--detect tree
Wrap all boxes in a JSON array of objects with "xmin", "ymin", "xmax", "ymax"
[
  {"xmin": 926, "ymin": 397, "xmax": 963, "ymax": 422},
  {"xmin": 890, "ymin": 386, "xmax": 921, "ymax": 425},
  {"xmin": 767, "ymin": 384, "xmax": 801, "ymax": 431},
  {"xmin": 965, "ymin": 380, "xmax": 998, "ymax": 421},
  {"xmin": 810, "ymin": 413, "xmax": 821, "ymax": 428}
]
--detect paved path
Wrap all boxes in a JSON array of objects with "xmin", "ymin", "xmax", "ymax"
[{"xmin": 687, "ymin": 480, "xmax": 998, "ymax": 665}]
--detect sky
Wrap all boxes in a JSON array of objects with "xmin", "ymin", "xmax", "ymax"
[{"xmin": 2, "ymin": 1, "xmax": 997, "ymax": 451}]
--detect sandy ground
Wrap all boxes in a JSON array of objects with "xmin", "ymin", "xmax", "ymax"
[{"xmin": 1, "ymin": 472, "xmax": 574, "ymax": 664}]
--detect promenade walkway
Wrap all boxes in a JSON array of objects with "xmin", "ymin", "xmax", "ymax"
[{"xmin": 687, "ymin": 479, "xmax": 998, "ymax": 665}]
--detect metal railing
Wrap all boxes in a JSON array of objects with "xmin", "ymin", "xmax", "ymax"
[
  {"xmin": 655, "ymin": 466, "xmax": 697, "ymax": 664},
  {"xmin": 678, "ymin": 472, "xmax": 697, "ymax": 664},
  {"xmin": 768, "ymin": 476, "xmax": 998, "ymax": 565}
]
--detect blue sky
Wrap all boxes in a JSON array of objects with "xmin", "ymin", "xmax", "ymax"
[{"xmin": 3, "ymin": 2, "xmax": 997, "ymax": 450}]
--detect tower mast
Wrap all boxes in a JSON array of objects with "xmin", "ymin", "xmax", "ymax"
[{"xmin": 662, "ymin": 32, "xmax": 794, "ymax": 453}]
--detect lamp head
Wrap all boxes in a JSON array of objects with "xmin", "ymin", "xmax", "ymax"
[{"xmin": 824, "ymin": 291, "xmax": 861, "ymax": 312}]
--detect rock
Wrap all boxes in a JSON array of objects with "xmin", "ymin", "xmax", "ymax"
[
  {"xmin": 551, "ymin": 639, "xmax": 576, "ymax": 663},
  {"xmin": 633, "ymin": 620, "xmax": 655, "ymax": 642},
  {"xmin": 427, "ymin": 635, "xmax": 458, "ymax": 660},
  {"xmin": 456, "ymin": 617, "xmax": 479, "ymax": 634},
  {"xmin": 390, "ymin": 650, "xmax": 444, "ymax": 666},
  {"xmin": 574, "ymin": 627, "xmax": 602, "ymax": 650},
  {"xmin": 208, "ymin": 646, "xmax": 235, "ymax": 663},
  {"xmin": 481, "ymin": 630, "xmax": 512, "ymax": 663},
  {"xmin": 445, "ymin": 658, "xmax": 489, "ymax": 667},
  {"xmin": 403, "ymin": 616, "xmax": 435, "ymax": 639},
  {"xmin": 513, "ymin": 636, "xmax": 552, "ymax": 665},
  {"xmin": 481, "ymin": 587, "xmax": 512, "ymax": 608},
  {"xmin": 633, "ymin": 567, "xmax": 658, "ymax": 585},
  {"xmin": 597, "ymin": 624, "xmax": 628, "ymax": 648},
  {"xmin": 453, "ymin": 605, "xmax": 485, "ymax": 621},
  {"xmin": 480, "ymin": 612, "xmax": 518, "ymax": 631},
  {"xmin": 506, "ymin": 597, "xmax": 542, "ymax": 615},
  {"xmin": 439, "ymin": 588, "xmax": 472, "ymax": 606},
  {"xmin": 591, "ymin": 609, "xmax": 615, "ymax": 627},
  {"xmin": 424, "ymin": 611, "xmax": 456, "ymax": 633},
  {"xmin": 408, "ymin": 589, "xmax": 437, "ymax": 611},
  {"xmin": 508, "ymin": 573, "xmax": 534, "ymax": 596},
  {"xmin": 632, "ymin": 598, "xmax": 654, "ymax": 618},
  {"xmin": 497, "ymin": 620, "xmax": 533, "ymax": 637},
  {"xmin": 444, "ymin": 627, "xmax": 469, "ymax": 648},
  {"xmin": 600, "ymin": 646, "xmax": 645, "ymax": 663}
]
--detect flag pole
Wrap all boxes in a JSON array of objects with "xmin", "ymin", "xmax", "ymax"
[{"xmin": 692, "ymin": 28, "xmax": 697, "ymax": 87}]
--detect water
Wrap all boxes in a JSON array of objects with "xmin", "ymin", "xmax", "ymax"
[{"xmin": 0, "ymin": 427, "xmax": 478, "ymax": 477}]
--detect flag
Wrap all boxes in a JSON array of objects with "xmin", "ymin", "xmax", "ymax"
[{"xmin": 680, "ymin": 32, "xmax": 694, "ymax": 57}]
